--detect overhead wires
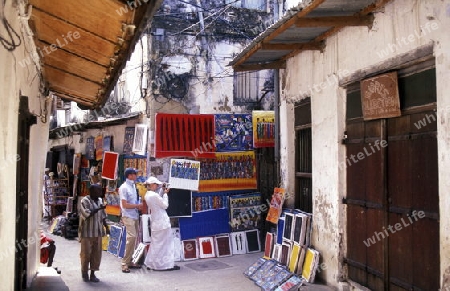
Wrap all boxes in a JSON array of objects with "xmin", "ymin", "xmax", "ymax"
[{"xmin": 0, "ymin": 0, "xmax": 21, "ymax": 51}]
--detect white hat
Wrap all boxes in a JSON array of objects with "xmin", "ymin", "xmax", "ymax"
[{"xmin": 145, "ymin": 176, "xmax": 163, "ymax": 185}]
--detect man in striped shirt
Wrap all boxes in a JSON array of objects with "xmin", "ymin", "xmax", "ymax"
[{"xmin": 79, "ymin": 184, "xmax": 109, "ymax": 282}]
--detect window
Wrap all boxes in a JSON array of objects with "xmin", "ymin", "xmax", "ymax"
[{"xmin": 234, "ymin": 71, "xmax": 259, "ymax": 104}]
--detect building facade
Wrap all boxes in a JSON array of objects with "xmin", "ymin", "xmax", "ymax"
[
  {"xmin": 0, "ymin": 0, "xmax": 161, "ymax": 289},
  {"xmin": 233, "ymin": 0, "xmax": 450, "ymax": 289}
]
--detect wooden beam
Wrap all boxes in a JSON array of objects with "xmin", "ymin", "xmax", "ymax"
[
  {"xmin": 53, "ymin": 92, "xmax": 96, "ymax": 106},
  {"xmin": 261, "ymin": 42, "xmax": 323, "ymax": 51},
  {"xmin": 264, "ymin": 0, "xmax": 326, "ymax": 43},
  {"xmin": 29, "ymin": 0, "xmax": 133, "ymax": 43},
  {"xmin": 359, "ymin": 0, "xmax": 394, "ymax": 15},
  {"xmin": 231, "ymin": 43, "xmax": 262, "ymax": 67},
  {"xmin": 295, "ymin": 15, "xmax": 374, "ymax": 28},
  {"xmin": 233, "ymin": 0, "xmax": 325, "ymax": 67},
  {"xmin": 44, "ymin": 66, "xmax": 101, "ymax": 101},
  {"xmin": 314, "ymin": 1, "xmax": 393, "ymax": 43},
  {"xmin": 36, "ymin": 41, "xmax": 108, "ymax": 84},
  {"xmin": 30, "ymin": 9, "xmax": 116, "ymax": 65},
  {"xmin": 233, "ymin": 60, "xmax": 286, "ymax": 72},
  {"xmin": 286, "ymin": 0, "xmax": 393, "ymax": 62}
]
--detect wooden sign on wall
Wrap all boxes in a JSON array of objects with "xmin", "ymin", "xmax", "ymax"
[{"xmin": 360, "ymin": 71, "xmax": 401, "ymax": 120}]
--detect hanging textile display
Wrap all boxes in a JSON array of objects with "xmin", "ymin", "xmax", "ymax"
[
  {"xmin": 252, "ymin": 111, "xmax": 275, "ymax": 148},
  {"xmin": 214, "ymin": 114, "xmax": 253, "ymax": 152},
  {"xmin": 154, "ymin": 113, "xmax": 215, "ymax": 158},
  {"xmin": 85, "ymin": 136, "xmax": 95, "ymax": 160},
  {"xmin": 95, "ymin": 135, "xmax": 103, "ymax": 161},
  {"xmin": 169, "ymin": 159, "xmax": 200, "ymax": 191},
  {"xmin": 198, "ymin": 151, "xmax": 257, "ymax": 192}
]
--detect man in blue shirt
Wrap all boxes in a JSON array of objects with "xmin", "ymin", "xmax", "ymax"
[{"xmin": 119, "ymin": 168, "xmax": 143, "ymax": 273}]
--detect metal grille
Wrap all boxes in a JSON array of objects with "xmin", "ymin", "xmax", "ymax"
[
  {"xmin": 234, "ymin": 71, "xmax": 259, "ymax": 105},
  {"xmin": 295, "ymin": 128, "xmax": 312, "ymax": 212}
]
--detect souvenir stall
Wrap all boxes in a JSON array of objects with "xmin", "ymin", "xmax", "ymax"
[
  {"xmin": 44, "ymin": 146, "xmax": 75, "ymax": 218},
  {"xmin": 46, "ymin": 115, "xmax": 148, "ymax": 243},
  {"xmin": 44, "ymin": 145, "xmax": 80, "ymax": 239},
  {"xmin": 241, "ymin": 188, "xmax": 321, "ymax": 290},
  {"xmin": 147, "ymin": 112, "xmax": 276, "ymax": 262}
]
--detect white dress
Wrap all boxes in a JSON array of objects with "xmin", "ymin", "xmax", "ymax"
[{"xmin": 144, "ymin": 190, "xmax": 174, "ymax": 270}]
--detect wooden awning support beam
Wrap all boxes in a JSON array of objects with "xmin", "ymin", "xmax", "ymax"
[
  {"xmin": 295, "ymin": 15, "xmax": 374, "ymax": 28},
  {"xmin": 233, "ymin": 60, "xmax": 286, "ymax": 72},
  {"xmin": 260, "ymin": 42, "xmax": 324, "ymax": 51}
]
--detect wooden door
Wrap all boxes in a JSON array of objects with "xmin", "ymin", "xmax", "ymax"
[
  {"xmin": 15, "ymin": 96, "xmax": 36, "ymax": 290},
  {"xmin": 344, "ymin": 67, "xmax": 439, "ymax": 290}
]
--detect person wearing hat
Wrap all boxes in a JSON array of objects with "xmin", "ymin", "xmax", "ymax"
[
  {"xmin": 118, "ymin": 168, "xmax": 143, "ymax": 273},
  {"xmin": 143, "ymin": 177, "xmax": 180, "ymax": 271}
]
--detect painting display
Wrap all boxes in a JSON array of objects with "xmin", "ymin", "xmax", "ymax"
[
  {"xmin": 266, "ymin": 188, "xmax": 286, "ymax": 224},
  {"xmin": 103, "ymin": 135, "xmax": 112, "ymax": 152},
  {"xmin": 94, "ymin": 135, "xmax": 103, "ymax": 161},
  {"xmin": 123, "ymin": 127, "xmax": 135, "ymax": 155},
  {"xmin": 102, "ymin": 151, "xmax": 119, "ymax": 180},
  {"xmin": 229, "ymin": 192, "xmax": 262, "ymax": 232},
  {"xmin": 169, "ymin": 159, "xmax": 200, "ymax": 191},
  {"xmin": 214, "ymin": 113, "xmax": 253, "ymax": 152},
  {"xmin": 214, "ymin": 234, "xmax": 232, "ymax": 257},
  {"xmin": 85, "ymin": 136, "xmax": 95, "ymax": 160},
  {"xmin": 252, "ymin": 110, "xmax": 275, "ymax": 148},
  {"xmin": 198, "ymin": 151, "xmax": 257, "ymax": 192}
]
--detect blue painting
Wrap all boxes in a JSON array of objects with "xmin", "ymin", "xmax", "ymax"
[{"xmin": 214, "ymin": 114, "xmax": 253, "ymax": 152}]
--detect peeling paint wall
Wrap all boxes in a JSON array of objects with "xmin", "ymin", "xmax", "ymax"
[
  {"xmin": 0, "ymin": 2, "xmax": 50, "ymax": 288},
  {"xmin": 281, "ymin": 0, "xmax": 450, "ymax": 288}
]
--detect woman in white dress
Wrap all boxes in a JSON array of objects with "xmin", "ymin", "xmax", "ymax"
[{"xmin": 143, "ymin": 177, "xmax": 180, "ymax": 271}]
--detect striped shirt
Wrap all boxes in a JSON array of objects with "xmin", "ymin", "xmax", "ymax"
[{"xmin": 79, "ymin": 196, "xmax": 106, "ymax": 238}]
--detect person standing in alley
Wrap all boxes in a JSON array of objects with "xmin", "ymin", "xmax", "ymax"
[
  {"xmin": 79, "ymin": 184, "xmax": 109, "ymax": 282},
  {"xmin": 119, "ymin": 168, "xmax": 143, "ymax": 273},
  {"xmin": 144, "ymin": 177, "xmax": 180, "ymax": 271}
]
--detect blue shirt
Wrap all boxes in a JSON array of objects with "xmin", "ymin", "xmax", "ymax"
[{"xmin": 119, "ymin": 179, "xmax": 139, "ymax": 220}]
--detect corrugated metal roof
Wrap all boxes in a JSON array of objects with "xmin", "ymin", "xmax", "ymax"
[{"xmin": 230, "ymin": 0, "xmax": 392, "ymax": 71}]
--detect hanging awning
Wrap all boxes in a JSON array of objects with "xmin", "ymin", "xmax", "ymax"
[
  {"xmin": 230, "ymin": 0, "xmax": 392, "ymax": 72},
  {"xmin": 28, "ymin": 0, "xmax": 162, "ymax": 109}
]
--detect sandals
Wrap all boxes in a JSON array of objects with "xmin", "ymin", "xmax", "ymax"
[{"xmin": 122, "ymin": 265, "xmax": 130, "ymax": 273}]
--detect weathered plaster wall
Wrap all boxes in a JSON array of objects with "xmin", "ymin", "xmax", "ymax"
[
  {"xmin": 281, "ymin": 0, "xmax": 450, "ymax": 288},
  {"xmin": 278, "ymin": 93, "xmax": 296, "ymax": 208},
  {"xmin": 150, "ymin": 1, "xmax": 275, "ymax": 114},
  {"xmin": 0, "ymin": 2, "xmax": 50, "ymax": 288}
]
